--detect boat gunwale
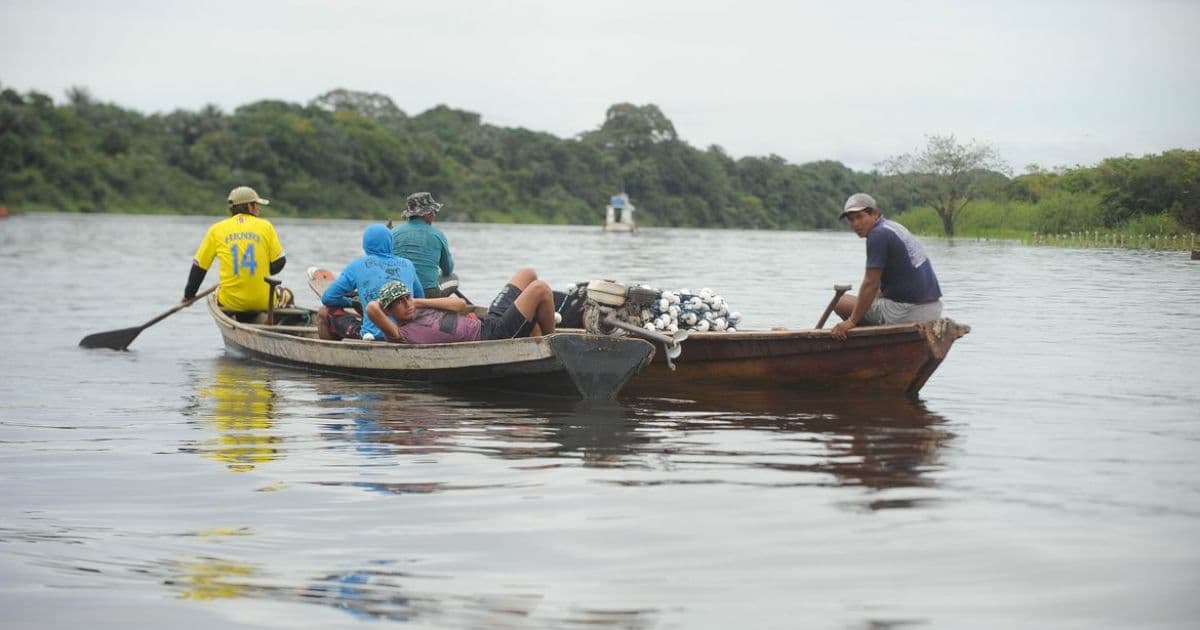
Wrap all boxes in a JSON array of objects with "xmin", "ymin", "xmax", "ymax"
[
  {"xmin": 560, "ymin": 318, "xmax": 969, "ymax": 343},
  {"xmin": 207, "ymin": 295, "xmax": 652, "ymax": 372}
]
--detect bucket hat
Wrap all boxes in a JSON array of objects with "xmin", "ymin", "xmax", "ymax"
[
  {"xmin": 401, "ymin": 192, "xmax": 443, "ymax": 218},
  {"xmin": 378, "ymin": 280, "xmax": 412, "ymax": 309}
]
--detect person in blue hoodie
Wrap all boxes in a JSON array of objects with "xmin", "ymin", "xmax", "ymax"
[{"xmin": 318, "ymin": 224, "xmax": 425, "ymax": 340}]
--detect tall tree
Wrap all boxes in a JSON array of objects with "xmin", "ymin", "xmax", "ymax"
[
  {"xmin": 879, "ymin": 134, "xmax": 1009, "ymax": 236},
  {"xmin": 310, "ymin": 88, "xmax": 406, "ymax": 120},
  {"xmin": 1092, "ymin": 149, "xmax": 1200, "ymax": 228},
  {"xmin": 581, "ymin": 103, "xmax": 678, "ymax": 151}
]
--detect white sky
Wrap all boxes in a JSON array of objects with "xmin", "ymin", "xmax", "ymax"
[{"xmin": 2, "ymin": 0, "xmax": 1197, "ymax": 172}]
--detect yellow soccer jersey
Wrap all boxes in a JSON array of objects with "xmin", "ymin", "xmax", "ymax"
[{"xmin": 193, "ymin": 214, "xmax": 285, "ymax": 312}]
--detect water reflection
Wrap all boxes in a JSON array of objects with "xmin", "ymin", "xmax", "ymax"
[
  {"xmin": 628, "ymin": 391, "xmax": 955, "ymax": 508},
  {"xmin": 159, "ymin": 381, "xmax": 951, "ymax": 623},
  {"xmin": 306, "ymin": 562, "xmax": 427, "ymax": 622},
  {"xmin": 169, "ymin": 555, "xmax": 259, "ymax": 600},
  {"xmin": 183, "ymin": 359, "xmax": 283, "ymax": 472},
  {"xmin": 162, "ymin": 554, "xmax": 561, "ymax": 625},
  {"xmin": 317, "ymin": 386, "xmax": 453, "ymax": 454},
  {"xmin": 542, "ymin": 403, "xmax": 643, "ymax": 467},
  {"xmin": 305, "ymin": 378, "xmax": 952, "ymax": 508},
  {"xmin": 313, "ymin": 383, "xmax": 469, "ymax": 494},
  {"xmin": 163, "ymin": 555, "xmax": 426, "ymax": 620},
  {"xmin": 312, "ymin": 383, "xmax": 644, "ymax": 468}
]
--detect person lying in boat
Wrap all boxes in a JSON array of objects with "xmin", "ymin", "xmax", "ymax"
[
  {"xmin": 317, "ymin": 224, "xmax": 425, "ymax": 341},
  {"xmin": 831, "ymin": 193, "xmax": 943, "ymax": 340},
  {"xmin": 391, "ymin": 192, "xmax": 456, "ymax": 298},
  {"xmin": 365, "ymin": 268, "xmax": 557, "ymax": 344}
]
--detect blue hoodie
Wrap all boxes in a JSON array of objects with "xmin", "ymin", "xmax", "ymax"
[{"xmin": 322, "ymin": 224, "xmax": 424, "ymax": 340}]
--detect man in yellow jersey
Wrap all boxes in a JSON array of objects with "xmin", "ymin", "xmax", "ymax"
[{"xmin": 183, "ymin": 186, "xmax": 287, "ymax": 316}]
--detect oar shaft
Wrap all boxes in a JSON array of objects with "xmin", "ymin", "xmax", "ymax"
[
  {"xmin": 143, "ymin": 285, "xmax": 218, "ymax": 328},
  {"xmin": 815, "ymin": 284, "xmax": 852, "ymax": 329}
]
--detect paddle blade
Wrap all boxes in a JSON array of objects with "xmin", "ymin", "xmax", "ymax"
[
  {"xmin": 78, "ymin": 325, "xmax": 145, "ymax": 351},
  {"xmin": 79, "ymin": 285, "xmax": 217, "ymax": 351}
]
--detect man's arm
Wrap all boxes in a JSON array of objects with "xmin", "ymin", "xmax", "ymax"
[
  {"xmin": 832, "ymin": 268, "xmax": 882, "ymax": 340},
  {"xmin": 439, "ymin": 234, "xmax": 454, "ymax": 275},
  {"xmin": 265, "ymin": 224, "xmax": 286, "ymax": 268},
  {"xmin": 183, "ymin": 261, "xmax": 208, "ymax": 301},
  {"xmin": 414, "ymin": 296, "xmax": 467, "ymax": 313},
  {"xmin": 321, "ymin": 271, "xmax": 357, "ymax": 308},
  {"xmin": 186, "ymin": 228, "xmax": 217, "ymax": 301},
  {"xmin": 365, "ymin": 301, "xmax": 402, "ymax": 340}
]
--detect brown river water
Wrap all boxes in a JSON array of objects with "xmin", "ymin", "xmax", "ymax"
[{"xmin": 2, "ymin": 213, "xmax": 1198, "ymax": 629}]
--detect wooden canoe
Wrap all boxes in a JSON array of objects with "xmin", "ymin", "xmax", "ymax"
[
  {"xmin": 620, "ymin": 318, "xmax": 970, "ymax": 400},
  {"xmin": 205, "ymin": 296, "xmax": 654, "ymax": 400}
]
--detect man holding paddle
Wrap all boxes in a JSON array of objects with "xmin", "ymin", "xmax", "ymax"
[
  {"xmin": 183, "ymin": 186, "xmax": 287, "ymax": 316},
  {"xmin": 831, "ymin": 193, "xmax": 943, "ymax": 340}
]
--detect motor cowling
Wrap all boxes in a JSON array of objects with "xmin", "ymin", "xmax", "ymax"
[{"xmin": 581, "ymin": 280, "xmax": 658, "ymax": 335}]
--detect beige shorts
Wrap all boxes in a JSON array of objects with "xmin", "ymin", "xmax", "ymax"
[{"xmin": 863, "ymin": 297, "xmax": 943, "ymax": 325}]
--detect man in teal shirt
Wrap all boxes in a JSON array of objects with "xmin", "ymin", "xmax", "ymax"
[{"xmin": 391, "ymin": 192, "xmax": 455, "ymax": 297}]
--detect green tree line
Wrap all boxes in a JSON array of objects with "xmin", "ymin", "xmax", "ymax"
[
  {"xmin": 2, "ymin": 84, "xmax": 1196, "ymax": 239},
  {"xmin": 0, "ymin": 86, "xmax": 868, "ymax": 228},
  {"xmin": 874, "ymin": 136, "xmax": 1199, "ymax": 239}
]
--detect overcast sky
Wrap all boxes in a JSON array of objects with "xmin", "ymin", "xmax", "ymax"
[{"xmin": 2, "ymin": 0, "xmax": 1197, "ymax": 172}]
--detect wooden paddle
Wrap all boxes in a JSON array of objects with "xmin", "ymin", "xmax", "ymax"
[
  {"xmin": 306, "ymin": 267, "xmax": 338, "ymax": 298},
  {"xmin": 79, "ymin": 285, "xmax": 217, "ymax": 350},
  {"xmin": 815, "ymin": 284, "xmax": 852, "ymax": 329}
]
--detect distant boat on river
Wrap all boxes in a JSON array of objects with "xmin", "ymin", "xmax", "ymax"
[{"xmin": 604, "ymin": 193, "xmax": 637, "ymax": 232}]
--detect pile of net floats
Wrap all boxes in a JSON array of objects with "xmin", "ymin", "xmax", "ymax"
[
  {"xmin": 563, "ymin": 280, "xmax": 744, "ymax": 335},
  {"xmin": 636, "ymin": 286, "xmax": 742, "ymax": 333}
]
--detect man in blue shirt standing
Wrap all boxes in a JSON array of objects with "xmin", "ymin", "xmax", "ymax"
[
  {"xmin": 391, "ymin": 192, "xmax": 455, "ymax": 297},
  {"xmin": 832, "ymin": 193, "xmax": 943, "ymax": 340}
]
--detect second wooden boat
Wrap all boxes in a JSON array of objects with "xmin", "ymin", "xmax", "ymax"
[{"xmin": 622, "ymin": 318, "xmax": 970, "ymax": 400}]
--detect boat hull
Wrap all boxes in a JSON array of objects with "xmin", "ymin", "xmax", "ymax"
[
  {"xmin": 207, "ymin": 297, "xmax": 653, "ymax": 400},
  {"xmin": 623, "ymin": 318, "xmax": 969, "ymax": 399}
]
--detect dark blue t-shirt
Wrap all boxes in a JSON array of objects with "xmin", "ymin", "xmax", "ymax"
[{"xmin": 865, "ymin": 218, "xmax": 942, "ymax": 303}]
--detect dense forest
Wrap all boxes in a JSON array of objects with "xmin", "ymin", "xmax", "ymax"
[
  {"xmin": 0, "ymin": 86, "xmax": 866, "ymax": 229},
  {"xmin": 1, "ymin": 84, "xmax": 1196, "ymax": 238}
]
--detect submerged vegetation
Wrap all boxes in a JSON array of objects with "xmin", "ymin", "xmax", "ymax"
[{"xmin": 1, "ymin": 84, "xmax": 1196, "ymax": 248}]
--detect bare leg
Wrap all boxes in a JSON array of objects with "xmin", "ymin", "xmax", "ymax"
[
  {"xmin": 511, "ymin": 279, "xmax": 556, "ymax": 336},
  {"xmin": 507, "ymin": 267, "xmax": 537, "ymax": 291},
  {"xmin": 833, "ymin": 294, "xmax": 858, "ymax": 321},
  {"xmin": 316, "ymin": 307, "xmax": 335, "ymax": 340}
]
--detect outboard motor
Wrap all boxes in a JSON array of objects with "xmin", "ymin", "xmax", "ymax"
[
  {"xmin": 582, "ymin": 280, "xmax": 687, "ymax": 369},
  {"xmin": 553, "ymin": 282, "xmax": 590, "ymax": 329}
]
